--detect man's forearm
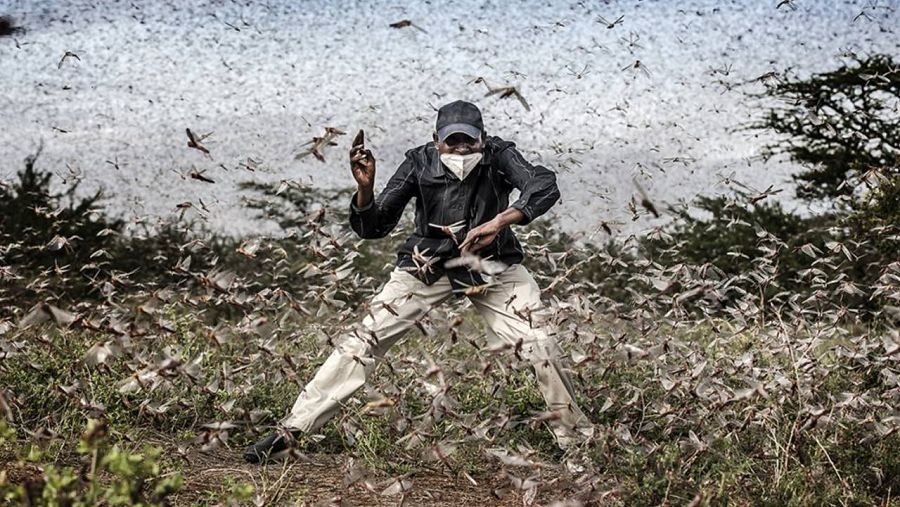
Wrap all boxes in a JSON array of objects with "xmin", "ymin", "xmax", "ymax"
[
  {"xmin": 356, "ymin": 185, "xmax": 374, "ymax": 208},
  {"xmin": 492, "ymin": 207, "xmax": 526, "ymax": 228}
]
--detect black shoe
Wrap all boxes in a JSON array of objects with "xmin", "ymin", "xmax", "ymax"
[{"xmin": 243, "ymin": 430, "xmax": 300, "ymax": 464}]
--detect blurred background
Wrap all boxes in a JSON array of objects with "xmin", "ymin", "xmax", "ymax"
[{"xmin": 2, "ymin": 0, "xmax": 897, "ymax": 237}]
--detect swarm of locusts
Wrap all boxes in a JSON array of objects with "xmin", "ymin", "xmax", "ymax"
[{"xmin": 2, "ymin": 187, "xmax": 898, "ymax": 505}]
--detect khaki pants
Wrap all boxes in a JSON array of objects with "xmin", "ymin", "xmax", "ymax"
[{"xmin": 279, "ymin": 263, "xmax": 594, "ymax": 449}]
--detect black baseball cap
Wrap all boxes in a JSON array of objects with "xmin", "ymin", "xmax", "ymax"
[{"xmin": 435, "ymin": 100, "xmax": 483, "ymax": 142}]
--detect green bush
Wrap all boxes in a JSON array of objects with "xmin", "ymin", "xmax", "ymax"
[{"xmin": 0, "ymin": 419, "xmax": 183, "ymax": 506}]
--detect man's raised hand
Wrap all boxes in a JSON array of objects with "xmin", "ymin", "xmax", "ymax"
[{"xmin": 350, "ymin": 129, "xmax": 375, "ymax": 189}]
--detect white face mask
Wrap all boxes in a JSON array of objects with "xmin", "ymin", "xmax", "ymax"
[{"xmin": 440, "ymin": 152, "xmax": 483, "ymax": 180}]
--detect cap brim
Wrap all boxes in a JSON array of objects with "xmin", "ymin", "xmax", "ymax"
[{"xmin": 437, "ymin": 123, "xmax": 482, "ymax": 142}]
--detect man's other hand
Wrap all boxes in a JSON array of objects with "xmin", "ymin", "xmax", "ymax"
[
  {"xmin": 460, "ymin": 207, "xmax": 526, "ymax": 254},
  {"xmin": 460, "ymin": 219, "xmax": 503, "ymax": 254}
]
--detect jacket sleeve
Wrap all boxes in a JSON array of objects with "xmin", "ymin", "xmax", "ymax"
[
  {"xmin": 349, "ymin": 150, "xmax": 417, "ymax": 239},
  {"xmin": 495, "ymin": 143, "xmax": 561, "ymax": 226}
]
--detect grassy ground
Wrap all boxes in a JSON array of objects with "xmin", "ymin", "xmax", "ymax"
[{"xmin": 2, "ymin": 301, "xmax": 899, "ymax": 505}]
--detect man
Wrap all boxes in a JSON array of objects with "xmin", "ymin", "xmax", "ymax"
[{"xmin": 244, "ymin": 100, "xmax": 593, "ymax": 463}]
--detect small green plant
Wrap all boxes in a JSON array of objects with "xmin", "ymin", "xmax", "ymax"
[{"xmin": 0, "ymin": 418, "xmax": 183, "ymax": 506}]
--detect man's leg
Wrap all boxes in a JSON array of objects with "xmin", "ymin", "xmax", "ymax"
[
  {"xmin": 245, "ymin": 268, "xmax": 453, "ymax": 462},
  {"xmin": 468, "ymin": 264, "xmax": 594, "ymax": 450},
  {"xmin": 282, "ymin": 268, "xmax": 453, "ymax": 432}
]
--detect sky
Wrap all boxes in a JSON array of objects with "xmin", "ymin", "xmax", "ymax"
[{"xmin": 1, "ymin": 0, "xmax": 898, "ymax": 239}]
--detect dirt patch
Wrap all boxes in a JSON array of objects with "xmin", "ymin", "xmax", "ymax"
[
  {"xmin": 2, "ymin": 461, "xmax": 45, "ymax": 489},
  {"xmin": 1, "ymin": 435, "xmax": 597, "ymax": 506},
  {"xmin": 169, "ymin": 448, "xmax": 587, "ymax": 506}
]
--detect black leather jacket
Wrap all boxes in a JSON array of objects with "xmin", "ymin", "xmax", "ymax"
[{"xmin": 348, "ymin": 135, "xmax": 560, "ymax": 293}]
